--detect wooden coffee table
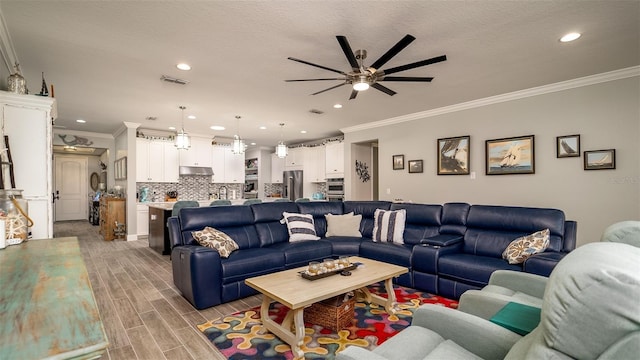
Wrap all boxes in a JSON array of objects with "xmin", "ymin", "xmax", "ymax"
[{"xmin": 245, "ymin": 256, "xmax": 408, "ymax": 359}]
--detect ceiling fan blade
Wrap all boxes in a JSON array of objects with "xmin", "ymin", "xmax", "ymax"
[
  {"xmin": 336, "ymin": 36, "xmax": 360, "ymax": 71},
  {"xmin": 349, "ymin": 89, "xmax": 358, "ymax": 100},
  {"xmin": 382, "ymin": 55, "xmax": 447, "ymax": 75},
  {"xmin": 380, "ymin": 76, "xmax": 433, "ymax": 82},
  {"xmin": 311, "ymin": 82, "xmax": 347, "ymax": 96},
  {"xmin": 368, "ymin": 34, "xmax": 416, "ymax": 71},
  {"xmin": 288, "ymin": 57, "xmax": 347, "ymax": 75},
  {"xmin": 285, "ymin": 78, "xmax": 346, "ymax": 82},
  {"xmin": 372, "ymin": 83, "xmax": 397, "ymax": 96}
]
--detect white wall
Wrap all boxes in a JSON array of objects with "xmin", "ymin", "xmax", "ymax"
[
  {"xmin": 351, "ymin": 143, "xmax": 374, "ymax": 200},
  {"xmin": 344, "ymin": 75, "xmax": 640, "ymax": 247}
]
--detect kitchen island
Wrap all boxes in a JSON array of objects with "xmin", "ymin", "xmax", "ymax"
[{"xmin": 146, "ymin": 199, "xmax": 260, "ymax": 255}]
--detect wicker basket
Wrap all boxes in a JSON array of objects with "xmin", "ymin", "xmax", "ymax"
[{"xmin": 304, "ymin": 295, "xmax": 355, "ymax": 331}]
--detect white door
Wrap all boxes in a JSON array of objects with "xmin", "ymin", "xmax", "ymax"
[{"xmin": 54, "ymin": 155, "xmax": 88, "ymax": 221}]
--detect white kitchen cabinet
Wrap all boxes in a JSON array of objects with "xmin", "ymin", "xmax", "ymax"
[
  {"xmin": 210, "ymin": 146, "xmax": 226, "ymax": 183},
  {"xmin": 325, "ymin": 141, "xmax": 345, "ymax": 178},
  {"xmin": 285, "ymin": 147, "xmax": 306, "ymax": 169},
  {"xmin": 136, "ymin": 204, "xmax": 149, "ymax": 237},
  {"xmin": 210, "ymin": 146, "xmax": 244, "ymax": 183},
  {"xmin": 271, "ymin": 153, "xmax": 285, "ymax": 183},
  {"xmin": 224, "ymin": 148, "xmax": 245, "ymax": 183},
  {"xmin": 136, "ymin": 138, "xmax": 178, "ymax": 182},
  {"xmin": 305, "ymin": 146, "xmax": 326, "ymax": 183},
  {"xmin": 179, "ymin": 137, "xmax": 212, "ymax": 167},
  {"xmin": 163, "ymin": 143, "xmax": 179, "ymax": 182},
  {"xmin": 1, "ymin": 91, "xmax": 56, "ymax": 240}
]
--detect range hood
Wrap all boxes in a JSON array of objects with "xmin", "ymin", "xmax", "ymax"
[{"xmin": 179, "ymin": 166, "xmax": 214, "ymax": 176}]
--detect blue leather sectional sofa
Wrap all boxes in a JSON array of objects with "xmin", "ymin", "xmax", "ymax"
[{"xmin": 168, "ymin": 201, "xmax": 576, "ymax": 310}]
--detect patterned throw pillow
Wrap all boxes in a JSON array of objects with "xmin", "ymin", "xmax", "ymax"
[
  {"xmin": 192, "ymin": 227, "xmax": 239, "ymax": 258},
  {"xmin": 372, "ymin": 209, "xmax": 406, "ymax": 244},
  {"xmin": 502, "ymin": 228, "xmax": 550, "ymax": 264},
  {"xmin": 280, "ymin": 212, "xmax": 320, "ymax": 242}
]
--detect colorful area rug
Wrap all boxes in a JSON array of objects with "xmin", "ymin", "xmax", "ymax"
[{"xmin": 197, "ymin": 284, "xmax": 458, "ymax": 359}]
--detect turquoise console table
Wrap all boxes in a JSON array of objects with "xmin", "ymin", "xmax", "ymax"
[{"xmin": 0, "ymin": 237, "xmax": 108, "ymax": 359}]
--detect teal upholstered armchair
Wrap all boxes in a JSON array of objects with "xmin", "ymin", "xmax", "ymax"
[{"xmin": 337, "ymin": 242, "xmax": 640, "ymax": 360}]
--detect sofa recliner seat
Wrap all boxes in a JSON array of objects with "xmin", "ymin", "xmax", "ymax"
[{"xmin": 168, "ymin": 201, "xmax": 576, "ymax": 309}]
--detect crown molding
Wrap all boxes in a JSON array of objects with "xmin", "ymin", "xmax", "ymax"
[
  {"xmin": 340, "ymin": 66, "xmax": 640, "ymax": 134},
  {"xmin": 0, "ymin": 7, "xmax": 18, "ymax": 72},
  {"xmin": 53, "ymin": 128, "xmax": 114, "ymax": 140}
]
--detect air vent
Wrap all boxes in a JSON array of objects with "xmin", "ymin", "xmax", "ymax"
[
  {"xmin": 160, "ymin": 75, "xmax": 189, "ymax": 85},
  {"xmin": 309, "ymin": 109, "xmax": 324, "ymax": 115},
  {"xmin": 145, "ymin": 116, "xmax": 157, "ymax": 121}
]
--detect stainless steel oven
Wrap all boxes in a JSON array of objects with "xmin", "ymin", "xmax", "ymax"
[{"xmin": 326, "ymin": 178, "xmax": 344, "ymax": 201}]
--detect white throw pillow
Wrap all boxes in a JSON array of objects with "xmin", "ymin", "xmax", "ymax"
[
  {"xmin": 372, "ymin": 209, "xmax": 406, "ymax": 244},
  {"xmin": 325, "ymin": 212, "xmax": 363, "ymax": 237},
  {"xmin": 280, "ymin": 212, "xmax": 320, "ymax": 242}
]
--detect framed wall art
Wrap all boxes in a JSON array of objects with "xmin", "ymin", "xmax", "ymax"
[
  {"xmin": 437, "ymin": 135, "xmax": 470, "ymax": 175},
  {"xmin": 556, "ymin": 134, "xmax": 580, "ymax": 158},
  {"xmin": 485, "ymin": 135, "xmax": 535, "ymax": 175},
  {"xmin": 408, "ymin": 160, "xmax": 423, "ymax": 173},
  {"xmin": 392, "ymin": 154, "xmax": 404, "ymax": 170},
  {"xmin": 584, "ymin": 149, "xmax": 615, "ymax": 170}
]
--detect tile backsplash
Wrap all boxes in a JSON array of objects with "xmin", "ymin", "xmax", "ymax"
[{"xmin": 137, "ymin": 175, "xmax": 243, "ymax": 202}]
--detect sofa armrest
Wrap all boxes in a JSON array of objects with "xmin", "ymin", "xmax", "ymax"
[
  {"xmin": 420, "ymin": 234, "xmax": 463, "ymax": 247},
  {"xmin": 489, "ymin": 270, "xmax": 548, "ymax": 297},
  {"xmin": 523, "ymin": 252, "xmax": 566, "ymax": 276},
  {"xmin": 563, "ymin": 220, "xmax": 577, "ymax": 252},
  {"xmin": 411, "ymin": 304, "xmax": 522, "ymax": 360},
  {"xmin": 171, "ymin": 245, "xmax": 223, "ymax": 309}
]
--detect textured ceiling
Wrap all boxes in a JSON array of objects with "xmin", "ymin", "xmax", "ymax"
[{"xmin": 1, "ymin": 1, "xmax": 638, "ymax": 148}]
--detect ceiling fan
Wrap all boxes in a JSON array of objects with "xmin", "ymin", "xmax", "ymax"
[{"xmin": 285, "ymin": 34, "xmax": 446, "ymax": 100}]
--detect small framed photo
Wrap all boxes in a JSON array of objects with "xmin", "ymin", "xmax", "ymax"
[
  {"xmin": 408, "ymin": 160, "xmax": 423, "ymax": 173},
  {"xmin": 437, "ymin": 135, "xmax": 470, "ymax": 175},
  {"xmin": 485, "ymin": 135, "xmax": 535, "ymax": 175},
  {"xmin": 584, "ymin": 149, "xmax": 616, "ymax": 170},
  {"xmin": 557, "ymin": 134, "xmax": 580, "ymax": 158},
  {"xmin": 392, "ymin": 154, "xmax": 404, "ymax": 170}
]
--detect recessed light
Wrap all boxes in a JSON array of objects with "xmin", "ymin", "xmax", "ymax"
[
  {"xmin": 188, "ymin": 115, "xmax": 196, "ymax": 119},
  {"xmin": 259, "ymin": 126, "xmax": 267, "ymax": 130},
  {"xmin": 333, "ymin": 104, "xmax": 343, "ymax": 109},
  {"xmin": 76, "ymin": 119, "xmax": 86, "ymax": 123},
  {"xmin": 168, "ymin": 126, "xmax": 176, "ymax": 130},
  {"xmin": 210, "ymin": 125, "xmax": 225, "ymax": 131},
  {"xmin": 560, "ymin": 32, "xmax": 581, "ymax": 42},
  {"xmin": 176, "ymin": 63, "xmax": 191, "ymax": 71},
  {"xmin": 250, "ymin": 142, "xmax": 256, "ymax": 146},
  {"xmin": 300, "ymin": 130, "xmax": 307, "ymax": 134}
]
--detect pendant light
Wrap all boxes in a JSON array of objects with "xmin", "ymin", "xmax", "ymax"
[
  {"xmin": 175, "ymin": 105, "xmax": 191, "ymax": 149},
  {"xmin": 231, "ymin": 115, "xmax": 246, "ymax": 155},
  {"xmin": 276, "ymin": 123, "xmax": 288, "ymax": 158}
]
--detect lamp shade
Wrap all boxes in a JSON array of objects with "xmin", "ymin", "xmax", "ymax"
[
  {"xmin": 232, "ymin": 135, "xmax": 245, "ymax": 155},
  {"xmin": 175, "ymin": 130, "xmax": 191, "ymax": 149},
  {"xmin": 276, "ymin": 142, "xmax": 288, "ymax": 158}
]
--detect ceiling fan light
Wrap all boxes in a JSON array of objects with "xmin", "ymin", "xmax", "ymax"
[
  {"xmin": 353, "ymin": 80, "xmax": 370, "ymax": 91},
  {"xmin": 276, "ymin": 142, "xmax": 288, "ymax": 158}
]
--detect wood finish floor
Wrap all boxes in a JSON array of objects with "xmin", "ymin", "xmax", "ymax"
[{"xmin": 53, "ymin": 220, "xmax": 262, "ymax": 360}]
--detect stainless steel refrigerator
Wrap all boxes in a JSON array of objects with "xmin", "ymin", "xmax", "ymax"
[{"xmin": 283, "ymin": 170, "xmax": 303, "ymax": 201}]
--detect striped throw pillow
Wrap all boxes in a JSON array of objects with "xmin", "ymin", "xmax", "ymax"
[
  {"xmin": 280, "ymin": 212, "xmax": 320, "ymax": 242},
  {"xmin": 373, "ymin": 209, "xmax": 406, "ymax": 244}
]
